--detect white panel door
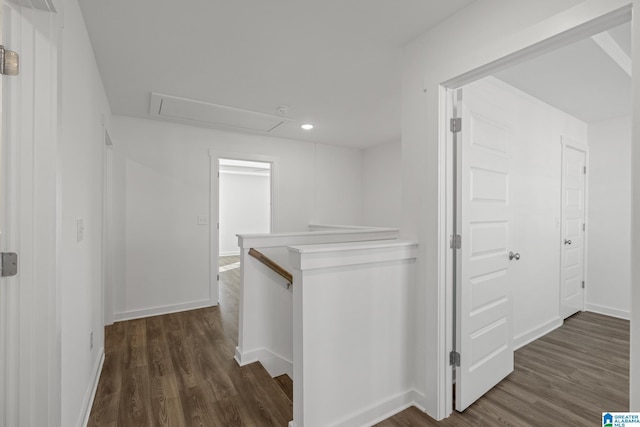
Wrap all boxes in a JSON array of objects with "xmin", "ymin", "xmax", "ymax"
[
  {"xmin": 455, "ymin": 95, "xmax": 515, "ymax": 411},
  {"xmin": 560, "ymin": 143, "xmax": 587, "ymax": 319}
]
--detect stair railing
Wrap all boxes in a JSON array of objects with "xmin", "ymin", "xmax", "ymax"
[{"xmin": 248, "ymin": 248, "xmax": 293, "ymax": 289}]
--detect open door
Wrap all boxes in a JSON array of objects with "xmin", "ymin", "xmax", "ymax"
[
  {"xmin": 560, "ymin": 141, "xmax": 587, "ymax": 319},
  {"xmin": 455, "ymin": 88, "xmax": 515, "ymax": 411}
]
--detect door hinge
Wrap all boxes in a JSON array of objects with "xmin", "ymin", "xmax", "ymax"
[
  {"xmin": 450, "ymin": 118, "xmax": 462, "ymax": 133},
  {"xmin": 583, "ymin": 166, "xmax": 587, "ymax": 174},
  {"xmin": 217, "ymin": 274, "xmax": 219, "ymax": 281},
  {"xmin": 583, "ymin": 223, "xmax": 586, "ymax": 232},
  {"xmin": 450, "ymin": 351, "xmax": 461, "ymax": 367},
  {"xmin": 450, "ymin": 234, "xmax": 462, "ymax": 249},
  {"xmin": 0, "ymin": 46, "xmax": 19, "ymax": 76},
  {"xmin": 0, "ymin": 252, "xmax": 18, "ymax": 277},
  {"xmin": 582, "ymin": 280, "xmax": 585, "ymax": 289}
]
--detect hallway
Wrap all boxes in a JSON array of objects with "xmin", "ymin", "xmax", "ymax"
[{"xmin": 88, "ymin": 257, "xmax": 629, "ymax": 426}]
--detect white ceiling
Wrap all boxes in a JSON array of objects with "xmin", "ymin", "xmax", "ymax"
[
  {"xmin": 78, "ymin": 2, "xmax": 632, "ymax": 149},
  {"xmin": 494, "ymin": 22, "xmax": 632, "ymax": 123},
  {"xmin": 78, "ymin": 0, "xmax": 475, "ymax": 148}
]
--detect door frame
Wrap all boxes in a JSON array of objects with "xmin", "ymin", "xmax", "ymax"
[
  {"xmin": 560, "ymin": 138, "xmax": 589, "ymax": 318},
  {"xmin": 102, "ymin": 130, "xmax": 115, "ymax": 326},
  {"xmin": 440, "ymin": 4, "xmax": 632, "ymax": 419},
  {"xmin": 208, "ymin": 150, "xmax": 277, "ymax": 305}
]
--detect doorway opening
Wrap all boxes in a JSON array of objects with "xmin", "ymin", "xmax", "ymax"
[
  {"xmin": 445, "ymin": 15, "xmax": 631, "ymax": 416},
  {"xmin": 216, "ymin": 158, "xmax": 272, "ymax": 304}
]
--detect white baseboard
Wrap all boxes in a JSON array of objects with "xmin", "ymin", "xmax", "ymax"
[
  {"xmin": 234, "ymin": 347, "xmax": 293, "ymax": 378},
  {"xmin": 114, "ymin": 298, "xmax": 217, "ymax": 322},
  {"xmin": 288, "ymin": 389, "xmax": 425, "ymax": 427},
  {"xmin": 333, "ymin": 389, "xmax": 423, "ymax": 427},
  {"xmin": 80, "ymin": 350, "xmax": 105, "ymax": 427},
  {"xmin": 586, "ymin": 303, "xmax": 631, "ymax": 320},
  {"xmin": 514, "ymin": 317, "xmax": 563, "ymax": 350},
  {"xmin": 220, "ymin": 250, "xmax": 240, "ymax": 257}
]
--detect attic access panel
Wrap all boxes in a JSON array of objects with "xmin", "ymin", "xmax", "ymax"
[{"xmin": 150, "ymin": 93, "xmax": 289, "ymax": 133}]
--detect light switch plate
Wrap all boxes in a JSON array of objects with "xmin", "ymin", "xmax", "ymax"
[{"xmin": 197, "ymin": 215, "xmax": 209, "ymax": 225}]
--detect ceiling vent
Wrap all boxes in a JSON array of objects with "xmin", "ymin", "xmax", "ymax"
[{"xmin": 149, "ymin": 93, "xmax": 289, "ymax": 133}]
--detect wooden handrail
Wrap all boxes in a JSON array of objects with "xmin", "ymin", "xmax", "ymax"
[{"xmin": 248, "ymin": 248, "xmax": 293, "ymax": 286}]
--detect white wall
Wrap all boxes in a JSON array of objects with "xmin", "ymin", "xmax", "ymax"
[
  {"xmin": 59, "ymin": 0, "xmax": 112, "ymax": 425},
  {"xmin": 112, "ymin": 116, "xmax": 364, "ymax": 320},
  {"xmin": 465, "ymin": 78, "xmax": 588, "ymax": 348},
  {"xmin": 587, "ymin": 116, "xmax": 631, "ymax": 319},
  {"xmin": 219, "ymin": 171, "xmax": 271, "ymax": 255},
  {"xmin": 315, "ymin": 143, "xmax": 363, "ymax": 225},
  {"xmin": 362, "ymin": 141, "xmax": 402, "ymax": 228},
  {"xmin": 401, "ymin": 0, "xmax": 620, "ymax": 418}
]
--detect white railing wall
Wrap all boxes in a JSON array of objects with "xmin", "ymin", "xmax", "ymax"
[
  {"xmin": 234, "ymin": 225, "xmax": 400, "ymax": 378},
  {"xmin": 288, "ymin": 240, "xmax": 419, "ymax": 427}
]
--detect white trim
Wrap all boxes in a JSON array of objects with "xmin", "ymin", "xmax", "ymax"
[
  {"xmin": 586, "ymin": 303, "xmax": 631, "ymax": 320},
  {"xmin": 219, "ymin": 250, "xmax": 240, "ymax": 257},
  {"xmin": 330, "ymin": 390, "xmax": 423, "ymax": 427},
  {"xmin": 288, "ymin": 390, "xmax": 426, "ymax": 427},
  {"xmin": 102, "ymin": 134, "xmax": 114, "ymax": 326},
  {"xmin": 113, "ymin": 298, "xmax": 214, "ymax": 322},
  {"xmin": 234, "ymin": 347, "xmax": 293, "ymax": 378},
  {"xmin": 79, "ymin": 352, "xmax": 105, "ymax": 427},
  {"xmin": 440, "ymin": 85, "xmax": 455, "ymax": 419},
  {"xmin": 514, "ymin": 318, "xmax": 563, "ymax": 350},
  {"xmin": 307, "ymin": 223, "xmax": 382, "ymax": 231},
  {"xmin": 239, "ymin": 228, "xmax": 399, "ymax": 249},
  {"xmin": 288, "ymin": 240, "xmax": 417, "ymax": 270},
  {"xmin": 561, "ymin": 136, "xmax": 589, "ymax": 151},
  {"xmin": 592, "ymin": 31, "xmax": 632, "ymax": 76},
  {"xmin": 441, "ymin": 3, "xmax": 632, "ymax": 89},
  {"xmin": 439, "ymin": 3, "xmax": 632, "ymax": 420},
  {"xmin": 219, "ymin": 169, "xmax": 270, "ymax": 177}
]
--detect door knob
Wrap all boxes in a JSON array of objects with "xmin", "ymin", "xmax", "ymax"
[
  {"xmin": 564, "ymin": 239, "xmax": 572, "ymax": 245},
  {"xmin": 508, "ymin": 251, "xmax": 520, "ymax": 261}
]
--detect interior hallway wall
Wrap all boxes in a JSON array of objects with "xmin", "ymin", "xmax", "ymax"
[
  {"xmin": 587, "ymin": 115, "xmax": 631, "ymax": 319},
  {"xmin": 60, "ymin": 0, "xmax": 112, "ymax": 425},
  {"xmin": 111, "ymin": 115, "xmax": 363, "ymax": 321},
  {"xmin": 315, "ymin": 143, "xmax": 363, "ymax": 225},
  {"xmin": 362, "ymin": 141, "xmax": 402, "ymax": 228},
  {"xmin": 219, "ymin": 170, "xmax": 271, "ymax": 256}
]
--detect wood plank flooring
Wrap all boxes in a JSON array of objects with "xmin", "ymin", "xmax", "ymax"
[
  {"xmin": 88, "ymin": 256, "xmax": 293, "ymax": 427},
  {"xmin": 90, "ymin": 256, "xmax": 629, "ymax": 426},
  {"xmin": 376, "ymin": 311, "xmax": 629, "ymax": 427}
]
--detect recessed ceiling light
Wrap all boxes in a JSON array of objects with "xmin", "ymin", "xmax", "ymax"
[{"xmin": 301, "ymin": 124, "xmax": 314, "ymax": 130}]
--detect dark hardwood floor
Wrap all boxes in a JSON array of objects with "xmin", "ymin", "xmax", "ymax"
[
  {"xmin": 88, "ymin": 256, "xmax": 293, "ymax": 426},
  {"xmin": 376, "ymin": 311, "xmax": 629, "ymax": 427},
  {"xmin": 89, "ymin": 256, "xmax": 629, "ymax": 426}
]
